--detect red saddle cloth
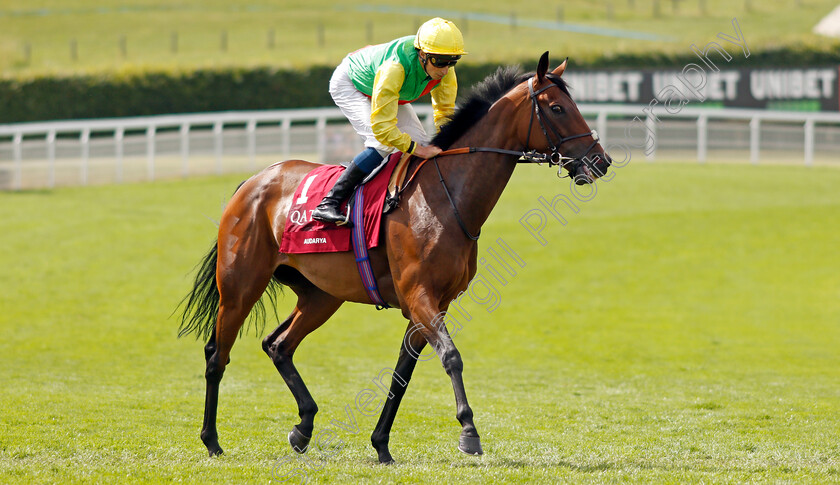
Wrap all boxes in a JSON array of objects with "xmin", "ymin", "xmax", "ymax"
[{"xmin": 279, "ymin": 153, "xmax": 401, "ymax": 254}]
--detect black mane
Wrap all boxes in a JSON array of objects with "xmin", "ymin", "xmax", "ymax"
[{"xmin": 431, "ymin": 66, "xmax": 571, "ymax": 150}]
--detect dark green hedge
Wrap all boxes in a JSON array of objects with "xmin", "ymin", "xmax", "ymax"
[
  {"xmin": 2, "ymin": 44, "xmax": 838, "ymax": 123},
  {"xmin": 0, "ymin": 66, "xmax": 336, "ymax": 123}
]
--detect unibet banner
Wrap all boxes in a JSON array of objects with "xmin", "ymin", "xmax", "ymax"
[{"xmin": 563, "ymin": 66, "xmax": 840, "ymax": 111}]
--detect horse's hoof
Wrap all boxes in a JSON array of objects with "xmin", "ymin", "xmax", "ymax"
[
  {"xmin": 288, "ymin": 426, "xmax": 311, "ymax": 453},
  {"xmin": 207, "ymin": 445, "xmax": 224, "ymax": 457},
  {"xmin": 376, "ymin": 450, "xmax": 394, "ymax": 464},
  {"xmin": 202, "ymin": 432, "xmax": 224, "ymax": 456},
  {"xmin": 458, "ymin": 435, "xmax": 483, "ymax": 455}
]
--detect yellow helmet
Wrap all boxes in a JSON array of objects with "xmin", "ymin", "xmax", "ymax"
[{"xmin": 413, "ymin": 18, "xmax": 467, "ymax": 56}]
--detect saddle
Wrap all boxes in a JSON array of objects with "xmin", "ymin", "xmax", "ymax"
[
  {"xmin": 280, "ymin": 152, "xmax": 411, "ymax": 255},
  {"xmin": 384, "ymin": 151, "xmax": 414, "ymax": 213}
]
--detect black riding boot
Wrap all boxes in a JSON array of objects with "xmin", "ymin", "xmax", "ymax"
[{"xmin": 311, "ymin": 163, "xmax": 368, "ymax": 226}]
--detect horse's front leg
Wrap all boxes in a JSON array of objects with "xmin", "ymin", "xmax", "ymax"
[
  {"xmin": 370, "ymin": 321, "xmax": 428, "ymax": 464},
  {"xmin": 406, "ymin": 292, "xmax": 483, "ymax": 456}
]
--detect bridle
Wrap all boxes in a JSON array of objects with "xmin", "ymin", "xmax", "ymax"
[
  {"xmin": 433, "ymin": 74, "xmax": 603, "ymax": 176},
  {"xmin": 523, "ymin": 75, "xmax": 601, "ymax": 174},
  {"xmin": 402, "ymin": 73, "xmax": 606, "ymax": 241}
]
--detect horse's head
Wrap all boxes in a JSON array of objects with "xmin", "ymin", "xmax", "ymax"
[{"xmin": 513, "ymin": 52, "xmax": 611, "ymax": 185}]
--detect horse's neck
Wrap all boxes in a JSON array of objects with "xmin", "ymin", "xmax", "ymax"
[{"xmin": 440, "ymin": 106, "xmax": 521, "ymax": 233}]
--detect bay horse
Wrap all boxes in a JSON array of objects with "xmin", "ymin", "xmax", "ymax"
[{"xmin": 179, "ymin": 52, "xmax": 611, "ymax": 464}]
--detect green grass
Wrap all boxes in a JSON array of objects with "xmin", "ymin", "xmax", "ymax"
[
  {"xmin": 1, "ymin": 161, "xmax": 839, "ymax": 483},
  {"xmin": 2, "ymin": 0, "xmax": 839, "ymax": 78}
]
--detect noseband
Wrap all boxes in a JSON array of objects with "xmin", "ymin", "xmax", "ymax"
[{"xmin": 524, "ymin": 76, "xmax": 600, "ymax": 175}]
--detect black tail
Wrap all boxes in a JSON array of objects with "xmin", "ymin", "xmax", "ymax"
[
  {"xmin": 177, "ymin": 241, "xmax": 221, "ymax": 340},
  {"xmin": 177, "ymin": 240, "xmax": 283, "ymax": 341}
]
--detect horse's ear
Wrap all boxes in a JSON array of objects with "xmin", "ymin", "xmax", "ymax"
[
  {"xmin": 536, "ymin": 51, "xmax": 549, "ymax": 81},
  {"xmin": 553, "ymin": 57, "xmax": 569, "ymax": 77}
]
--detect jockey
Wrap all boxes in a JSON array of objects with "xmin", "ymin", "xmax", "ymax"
[{"xmin": 312, "ymin": 17, "xmax": 467, "ymax": 225}]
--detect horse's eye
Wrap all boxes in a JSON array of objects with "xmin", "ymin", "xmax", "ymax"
[{"xmin": 551, "ymin": 105, "xmax": 565, "ymax": 114}]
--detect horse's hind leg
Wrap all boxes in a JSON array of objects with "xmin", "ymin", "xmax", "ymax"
[
  {"xmin": 201, "ymin": 330, "xmax": 222, "ymax": 455},
  {"xmin": 201, "ymin": 243, "xmax": 277, "ymax": 456},
  {"xmin": 263, "ymin": 285, "xmax": 343, "ymax": 453}
]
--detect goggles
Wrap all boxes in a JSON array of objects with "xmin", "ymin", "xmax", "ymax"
[{"xmin": 426, "ymin": 54, "xmax": 460, "ymax": 68}]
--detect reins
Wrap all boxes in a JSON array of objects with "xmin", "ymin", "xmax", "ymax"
[
  {"xmin": 396, "ymin": 144, "xmax": 574, "ymax": 243},
  {"xmin": 432, "ymin": 157, "xmax": 480, "ymax": 241},
  {"xmin": 398, "ymin": 142, "xmax": 589, "ymax": 202}
]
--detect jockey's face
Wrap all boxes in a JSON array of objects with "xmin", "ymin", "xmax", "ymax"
[{"xmin": 420, "ymin": 52, "xmax": 453, "ymax": 80}]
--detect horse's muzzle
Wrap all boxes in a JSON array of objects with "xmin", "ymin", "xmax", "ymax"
[{"xmin": 571, "ymin": 153, "xmax": 611, "ymax": 185}]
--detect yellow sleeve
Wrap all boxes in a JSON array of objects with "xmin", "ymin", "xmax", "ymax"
[
  {"xmin": 431, "ymin": 68, "xmax": 457, "ymax": 130},
  {"xmin": 370, "ymin": 61, "xmax": 414, "ymax": 153}
]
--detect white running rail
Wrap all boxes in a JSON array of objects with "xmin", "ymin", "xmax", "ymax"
[{"xmin": 1, "ymin": 105, "xmax": 839, "ymax": 190}]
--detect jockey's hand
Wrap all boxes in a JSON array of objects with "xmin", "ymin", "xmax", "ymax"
[{"xmin": 413, "ymin": 144, "xmax": 443, "ymax": 159}]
